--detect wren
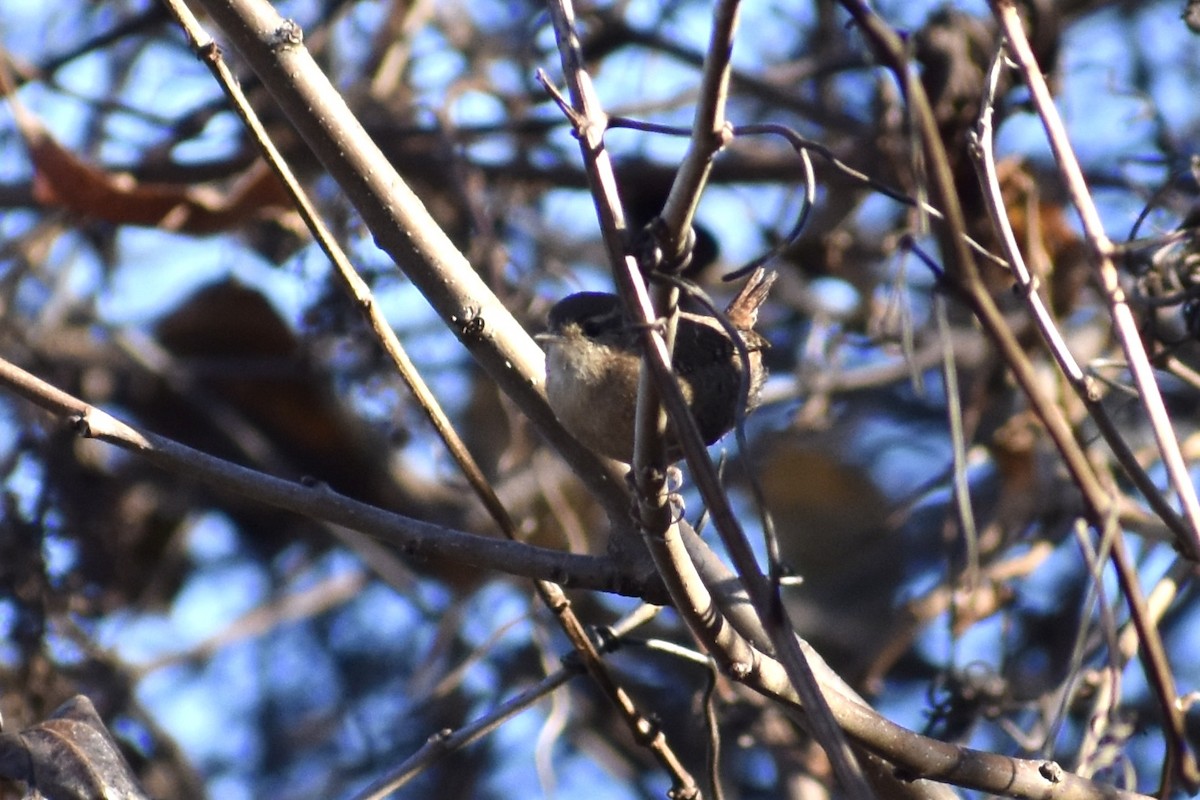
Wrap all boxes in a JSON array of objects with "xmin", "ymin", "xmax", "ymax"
[{"xmin": 538, "ymin": 268, "xmax": 776, "ymax": 463}]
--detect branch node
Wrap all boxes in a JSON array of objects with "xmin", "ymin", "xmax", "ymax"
[
  {"xmin": 68, "ymin": 414, "xmax": 91, "ymax": 438},
  {"xmin": 1038, "ymin": 760, "xmax": 1064, "ymax": 783},
  {"xmin": 728, "ymin": 660, "xmax": 750, "ymax": 679},
  {"xmin": 268, "ymin": 19, "xmax": 303, "ymax": 50}
]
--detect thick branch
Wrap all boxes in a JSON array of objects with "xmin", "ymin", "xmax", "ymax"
[{"xmin": 188, "ymin": 0, "xmax": 630, "ymax": 522}]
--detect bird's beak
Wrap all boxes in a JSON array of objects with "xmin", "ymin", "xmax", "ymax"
[{"xmin": 534, "ymin": 332, "xmax": 561, "ymax": 346}]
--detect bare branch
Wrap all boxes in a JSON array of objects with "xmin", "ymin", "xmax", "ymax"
[{"xmin": 0, "ymin": 355, "xmax": 656, "ymax": 598}]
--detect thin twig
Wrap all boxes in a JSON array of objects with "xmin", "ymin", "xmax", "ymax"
[
  {"xmin": 656, "ymin": 0, "xmax": 740, "ymax": 264},
  {"xmin": 349, "ymin": 666, "xmax": 580, "ymax": 800},
  {"xmin": 935, "ymin": 292, "xmax": 980, "ymax": 588},
  {"xmin": 608, "ymin": 115, "xmax": 1007, "ymax": 274}
]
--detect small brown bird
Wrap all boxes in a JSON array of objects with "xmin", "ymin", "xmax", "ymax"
[{"xmin": 538, "ymin": 268, "xmax": 776, "ymax": 463}]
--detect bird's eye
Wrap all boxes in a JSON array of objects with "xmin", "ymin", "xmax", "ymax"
[{"xmin": 582, "ymin": 318, "xmax": 609, "ymax": 337}]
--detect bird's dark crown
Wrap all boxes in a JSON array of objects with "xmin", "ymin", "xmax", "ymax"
[{"xmin": 546, "ymin": 292, "xmax": 626, "ymax": 338}]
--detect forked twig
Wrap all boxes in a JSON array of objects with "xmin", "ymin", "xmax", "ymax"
[
  {"xmin": 969, "ymin": 42, "xmax": 1192, "ymax": 549},
  {"xmin": 990, "ymin": 4, "xmax": 1199, "ymax": 790},
  {"xmin": 991, "ymin": 1, "xmax": 1200, "ymax": 560}
]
